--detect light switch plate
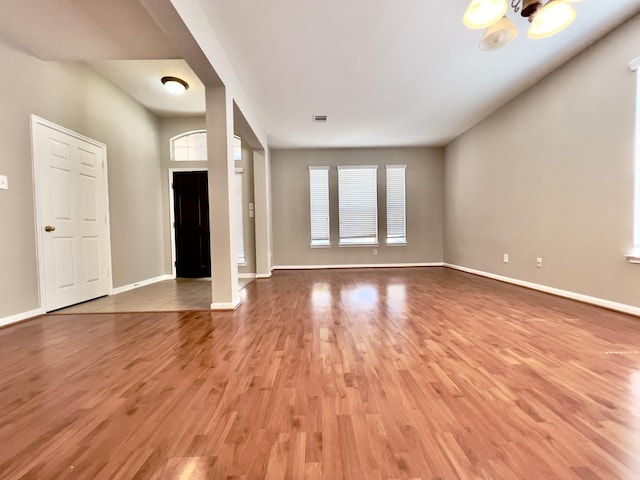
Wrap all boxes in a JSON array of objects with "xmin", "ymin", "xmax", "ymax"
[{"xmin": 0, "ymin": 175, "xmax": 8, "ymax": 190}]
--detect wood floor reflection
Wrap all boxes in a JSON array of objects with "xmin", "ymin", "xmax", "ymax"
[{"xmin": 1, "ymin": 268, "xmax": 640, "ymax": 479}]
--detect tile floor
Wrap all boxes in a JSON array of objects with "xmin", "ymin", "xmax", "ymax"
[{"xmin": 53, "ymin": 277, "xmax": 254, "ymax": 314}]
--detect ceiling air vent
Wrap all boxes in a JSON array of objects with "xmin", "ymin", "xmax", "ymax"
[{"xmin": 313, "ymin": 115, "xmax": 328, "ymax": 123}]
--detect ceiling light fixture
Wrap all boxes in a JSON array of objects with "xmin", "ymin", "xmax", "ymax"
[
  {"xmin": 161, "ymin": 76, "xmax": 189, "ymax": 95},
  {"xmin": 463, "ymin": 0, "xmax": 508, "ymax": 29},
  {"xmin": 463, "ymin": 0, "xmax": 577, "ymax": 50},
  {"xmin": 480, "ymin": 16, "xmax": 519, "ymax": 50},
  {"xmin": 529, "ymin": 0, "xmax": 577, "ymax": 38}
]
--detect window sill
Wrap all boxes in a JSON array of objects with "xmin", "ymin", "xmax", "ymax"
[
  {"xmin": 238, "ymin": 261, "xmax": 247, "ymax": 267},
  {"xmin": 626, "ymin": 248, "xmax": 640, "ymax": 264},
  {"xmin": 386, "ymin": 241, "xmax": 407, "ymax": 247},
  {"xmin": 338, "ymin": 243, "xmax": 379, "ymax": 248},
  {"xmin": 310, "ymin": 243, "xmax": 331, "ymax": 249},
  {"xmin": 626, "ymin": 255, "xmax": 640, "ymax": 264}
]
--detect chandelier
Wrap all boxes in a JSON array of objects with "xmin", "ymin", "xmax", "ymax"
[{"xmin": 463, "ymin": 0, "xmax": 578, "ymax": 50}]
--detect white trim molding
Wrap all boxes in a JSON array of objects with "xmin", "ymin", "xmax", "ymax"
[
  {"xmin": 238, "ymin": 273, "xmax": 257, "ymax": 279},
  {"xmin": 211, "ymin": 299, "xmax": 241, "ymax": 310},
  {"xmin": 256, "ymin": 273, "xmax": 272, "ymax": 279},
  {"xmin": 631, "ymin": 58, "xmax": 640, "ymax": 262},
  {"xmin": 111, "ymin": 274, "xmax": 173, "ymax": 295},
  {"xmin": 0, "ymin": 308, "xmax": 45, "ymax": 329},
  {"xmin": 273, "ymin": 262, "xmax": 444, "ymax": 270},
  {"xmin": 445, "ymin": 264, "xmax": 640, "ymax": 317}
]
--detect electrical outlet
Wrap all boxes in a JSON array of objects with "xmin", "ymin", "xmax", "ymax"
[
  {"xmin": 373, "ymin": 249, "xmax": 378, "ymax": 255},
  {"xmin": 503, "ymin": 253, "xmax": 509, "ymax": 263},
  {"xmin": 536, "ymin": 257, "xmax": 543, "ymax": 268},
  {"xmin": 0, "ymin": 175, "xmax": 7, "ymax": 190}
]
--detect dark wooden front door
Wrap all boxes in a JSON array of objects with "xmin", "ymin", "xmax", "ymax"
[{"xmin": 173, "ymin": 171, "xmax": 211, "ymax": 278}]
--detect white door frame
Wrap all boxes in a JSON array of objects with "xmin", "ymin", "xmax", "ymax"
[
  {"xmin": 168, "ymin": 167, "xmax": 208, "ymax": 279},
  {"xmin": 31, "ymin": 115, "xmax": 113, "ymax": 310}
]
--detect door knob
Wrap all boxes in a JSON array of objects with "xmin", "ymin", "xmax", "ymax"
[{"xmin": 44, "ymin": 225, "xmax": 55, "ymax": 232}]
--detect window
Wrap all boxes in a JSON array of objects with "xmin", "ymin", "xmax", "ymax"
[
  {"xmin": 338, "ymin": 166, "xmax": 378, "ymax": 245},
  {"xmin": 309, "ymin": 166, "xmax": 330, "ymax": 246},
  {"xmin": 171, "ymin": 130, "xmax": 207, "ymax": 161},
  {"xmin": 630, "ymin": 57, "xmax": 640, "ymax": 263},
  {"xmin": 235, "ymin": 168, "xmax": 246, "ymax": 265},
  {"xmin": 386, "ymin": 165, "xmax": 406, "ymax": 245},
  {"xmin": 170, "ymin": 131, "xmax": 243, "ymax": 162},
  {"xmin": 234, "ymin": 136, "xmax": 242, "ymax": 161}
]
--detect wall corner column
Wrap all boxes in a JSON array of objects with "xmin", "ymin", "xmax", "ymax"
[{"xmin": 253, "ymin": 148, "xmax": 273, "ymax": 277}]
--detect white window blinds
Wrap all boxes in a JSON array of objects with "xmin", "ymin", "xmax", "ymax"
[
  {"xmin": 309, "ymin": 166, "xmax": 330, "ymax": 246},
  {"xmin": 338, "ymin": 166, "xmax": 378, "ymax": 245},
  {"xmin": 235, "ymin": 169, "xmax": 246, "ymax": 265},
  {"xmin": 386, "ymin": 165, "xmax": 407, "ymax": 244}
]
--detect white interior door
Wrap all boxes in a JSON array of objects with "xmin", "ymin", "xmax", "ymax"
[{"xmin": 32, "ymin": 117, "xmax": 110, "ymax": 311}]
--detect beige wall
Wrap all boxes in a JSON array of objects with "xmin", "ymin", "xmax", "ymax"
[
  {"xmin": 0, "ymin": 40, "xmax": 165, "ymax": 319},
  {"xmin": 271, "ymin": 148, "xmax": 444, "ymax": 266},
  {"xmin": 445, "ymin": 15, "xmax": 640, "ymax": 308},
  {"xmin": 158, "ymin": 117, "xmax": 257, "ymax": 275}
]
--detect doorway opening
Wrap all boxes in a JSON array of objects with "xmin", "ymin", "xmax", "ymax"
[{"xmin": 170, "ymin": 170, "xmax": 211, "ymax": 278}]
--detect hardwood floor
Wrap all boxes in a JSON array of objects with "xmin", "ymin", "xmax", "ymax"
[{"xmin": 1, "ymin": 267, "xmax": 639, "ymax": 479}]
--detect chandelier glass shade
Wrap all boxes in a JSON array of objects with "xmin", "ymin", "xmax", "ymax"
[
  {"xmin": 529, "ymin": 1, "xmax": 577, "ymax": 39},
  {"xmin": 463, "ymin": 0, "xmax": 508, "ymax": 29},
  {"xmin": 463, "ymin": 0, "xmax": 577, "ymax": 49},
  {"xmin": 480, "ymin": 16, "xmax": 519, "ymax": 50}
]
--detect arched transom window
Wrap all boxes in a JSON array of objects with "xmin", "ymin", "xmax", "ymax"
[{"xmin": 171, "ymin": 131, "xmax": 242, "ymax": 162}]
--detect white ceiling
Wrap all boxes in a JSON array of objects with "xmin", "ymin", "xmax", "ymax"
[
  {"xmin": 88, "ymin": 60, "xmax": 205, "ymax": 117},
  {"xmin": 200, "ymin": 0, "xmax": 640, "ymax": 148},
  {"xmin": 1, "ymin": 0, "xmax": 639, "ymax": 148}
]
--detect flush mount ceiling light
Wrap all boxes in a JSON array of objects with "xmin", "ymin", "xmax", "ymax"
[
  {"xmin": 463, "ymin": 0, "xmax": 578, "ymax": 50},
  {"xmin": 161, "ymin": 76, "xmax": 189, "ymax": 95}
]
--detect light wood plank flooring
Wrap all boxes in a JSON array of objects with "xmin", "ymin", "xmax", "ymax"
[
  {"xmin": 54, "ymin": 278, "xmax": 254, "ymax": 314},
  {"xmin": 1, "ymin": 267, "xmax": 639, "ymax": 479}
]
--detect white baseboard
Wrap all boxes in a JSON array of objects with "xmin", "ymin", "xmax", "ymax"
[
  {"xmin": 210, "ymin": 298, "xmax": 241, "ymax": 310},
  {"xmin": 256, "ymin": 273, "xmax": 272, "ymax": 279},
  {"xmin": 444, "ymin": 263, "xmax": 640, "ymax": 317},
  {"xmin": 0, "ymin": 307, "xmax": 45, "ymax": 329},
  {"xmin": 111, "ymin": 274, "xmax": 173, "ymax": 295},
  {"xmin": 238, "ymin": 273, "xmax": 257, "ymax": 279},
  {"xmin": 273, "ymin": 262, "xmax": 444, "ymax": 270}
]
